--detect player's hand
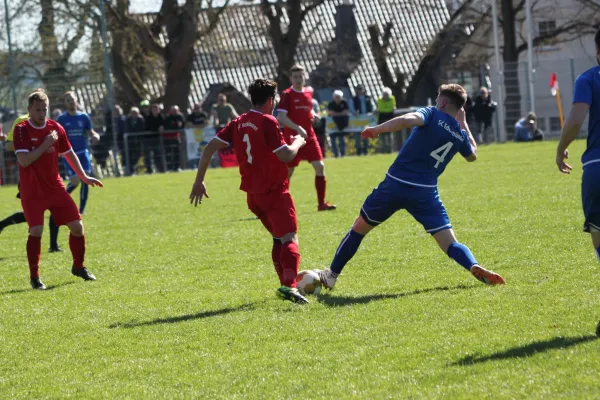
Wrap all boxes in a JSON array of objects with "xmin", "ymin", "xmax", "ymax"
[
  {"xmin": 293, "ymin": 134, "xmax": 306, "ymax": 148},
  {"xmin": 295, "ymin": 125, "xmax": 308, "ymax": 139},
  {"xmin": 83, "ymin": 176, "xmax": 104, "ymax": 187},
  {"xmin": 556, "ymin": 149, "xmax": 572, "ymax": 174},
  {"xmin": 190, "ymin": 181, "xmax": 209, "ymax": 206},
  {"xmin": 44, "ymin": 131, "xmax": 59, "ymax": 147},
  {"xmin": 456, "ymin": 107, "xmax": 466, "ymax": 125},
  {"xmin": 91, "ymin": 133, "xmax": 100, "ymax": 145},
  {"xmin": 361, "ymin": 127, "xmax": 378, "ymax": 139}
]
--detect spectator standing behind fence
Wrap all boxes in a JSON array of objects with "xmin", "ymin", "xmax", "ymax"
[
  {"xmin": 514, "ymin": 112, "xmax": 544, "ymax": 142},
  {"xmin": 186, "ymin": 103, "xmax": 208, "ymax": 129},
  {"xmin": 376, "ymin": 87, "xmax": 396, "ymax": 153},
  {"xmin": 352, "ymin": 84, "xmax": 375, "ymax": 155},
  {"xmin": 328, "ymin": 90, "xmax": 350, "ymax": 157},
  {"xmin": 102, "ymin": 105, "xmax": 125, "ymax": 172},
  {"xmin": 211, "ymin": 94, "xmax": 238, "ymax": 130},
  {"xmin": 125, "ymin": 107, "xmax": 146, "ymax": 174},
  {"xmin": 143, "ymin": 103, "xmax": 166, "ymax": 173},
  {"xmin": 164, "ymin": 105, "xmax": 185, "ymax": 172},
  {"xmin": 51, "ymin": 108, "xmax": 62, "ymax": 121},
  {"xmin": 472, "ymin": 87, "xmax": 496, "ymax": 144}
]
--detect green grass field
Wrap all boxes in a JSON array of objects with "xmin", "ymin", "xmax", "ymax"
[{"xmin": 1, "ymin": 140, "xmax": 599, "ymax": 398}]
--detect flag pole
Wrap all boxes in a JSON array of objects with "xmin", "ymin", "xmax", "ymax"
[{"xmin": 556, "ymin": 88, "xmax": 564, "ymax": 128}]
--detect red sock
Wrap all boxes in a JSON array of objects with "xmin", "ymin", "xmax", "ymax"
[
  {"xmin": 27, "ymin": 235, "xmax": 41, "ymax": 279},
  {"xmin": 315, "ymin": 176, "xmax": 326, "ymax": 206},
  {"xmin": 69, "ymin": 234, "xmax": 86, "ymax": 269},
  {"xmin": 280, "ymin": 241, "xmax": 300, "ymax": 288},
  {"xmin": 271, "ymin": 239, "xmax": 283, "ymax": 285}
]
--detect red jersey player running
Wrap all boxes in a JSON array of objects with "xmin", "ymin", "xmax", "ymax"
[
  {"xmin": 277, "ymin": 64, "xmax": 336, "ymax": 211},
  {"xmin": 189, "ymin": 78, "xmax": 309, "ymax": 304},
  {"xmin": 14, "ymin": 89, "xmax": 103, "ymax": 290}
]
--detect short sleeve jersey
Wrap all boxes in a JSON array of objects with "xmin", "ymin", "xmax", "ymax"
[
  {"xmin": 13, "ymin": 119, "xmax": 72, "ymax": 198},
  {"xmin": 573, "ymin": 66, "xmax": 600, "ymax": 166},
  {"xmin": 387, "ymin": 107, "xmax": 473, "ymax": 187},
  {"xmin": 56, "ymin": 111, "xmax": 92, "ymax": 154},
  {"xmin": 6, "ymin": 114, "xmax": 29, "ymax": 142},
  {"xmin": 216, "ymin": 110, "xmax": 288, "ymax": 194},
  {"xmin": 277, "ymin": 86, "xmax": 315, "ymax": 139}
]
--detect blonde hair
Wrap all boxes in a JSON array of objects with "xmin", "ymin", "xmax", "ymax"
[
  {"xmin": 290, "ymin": 64, "xmax": 305, "ymax": 74},
  {"xmin": 28, "ymin": 89, "xmax": 49, "ymax": 106}
]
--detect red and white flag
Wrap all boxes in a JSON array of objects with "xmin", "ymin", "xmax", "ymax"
[{"xmin": 550, "ymin": 73, "xmax": 559, "ymax": 96}]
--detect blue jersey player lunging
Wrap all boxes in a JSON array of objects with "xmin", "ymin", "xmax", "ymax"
[
  {"xmin": 556, "ymin": 28, "xmax": 600, "ymax": 263},
  {"xmin": 57, "ymin": 91, "xmax": 100, "ymax": 215},
  {"xmin": 315, "ymin": 84, "xmax": 505, "ymax": 289}
]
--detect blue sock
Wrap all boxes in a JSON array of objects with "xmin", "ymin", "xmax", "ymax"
[
  {"xmin": 66, "ymin": 183, "xmax": 76, "ymax": 194},
  {"xmin": 596, "ymin": 247, "xmax": 600, "ymax": 263},
  {"xmin": 79, "ymin": 183, "xmax": 89, "ymax": 214},
  {"xmin": 330, "ymin": 229, "xmax": 365, "ymax": 274},
  {"xmin": 447, "ymin": 242, "xmax": 478, "ymax": 271}
]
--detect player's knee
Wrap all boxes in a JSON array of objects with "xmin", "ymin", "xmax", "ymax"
[
  {"xmin": 352, "ymin": 216, "xmax": 374, "ymax": 235},
  {"xmin": 70, "ymin": 176, "xmax": 81, "ymax": 186},
  {"xmin": 280, "ymin": 232, "xmax": 298, "ymax": 244},
  {"xmin": 67, "ymin": 220, "xmax": 84, "ymax": 236},
  {"xmin": 29, "ymin": 225, "xmax": 43, "ymax": 237},
  {"xmin": 312, "ymin": 161, "xmax": 325, "ymax": 176}
]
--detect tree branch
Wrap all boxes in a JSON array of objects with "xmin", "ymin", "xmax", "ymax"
[
  {"xmin": 300, "ymin": 0, "xmax": 327, "ymax": 21},
  {"xmin": 516, "ymin": 21, "xmax": 595, "ymax": 53},
  {"xmin": 197, "ymin": 0, "xmax": 230, "ymax": 38}
]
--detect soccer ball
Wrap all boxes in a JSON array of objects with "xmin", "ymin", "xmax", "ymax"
[{"xmin": 295, "ymin": 270, "xmax": 322, "ymax": 296}]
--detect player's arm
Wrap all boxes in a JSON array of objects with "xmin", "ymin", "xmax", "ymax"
[
  {"xmin": 274, "ymin": 135, "xmax": 306, "ymax": 163},
  {"xmin": 16, "ymin": 131, "xmax": 58, "ymax": 167},
  {"xmin": 556, "ymin": 103, "xmax": 589, "ymax": 174},
  {"xmin": 361, "ymin": 112, "xmax": 424, "ymax": 139},
  {"xmin": 63, "ymin": 150, "xmax": 103, "ymax": 187},
  {"xmin": 189, "ymin": 138, "xmax": 228, "ymax": 206},
  {"xmin": 457, "ymin": 107, "xmax": 477, "ymax": 162},
  {"xmin": 277, "ymin": 111, "xmax": 307, "ymax": 138}
]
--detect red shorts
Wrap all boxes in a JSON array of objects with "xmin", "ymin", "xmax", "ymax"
[
  {"xmin": 247, "ymin": 189, "xmax": 298, "ymax": 238},
  {"xmin": 21, "ymin": 190, "xmax": 81, "ymax": 228},
  {"xmin": 286, "ymin": 138, "xmax": 323, "ymax": 168}
]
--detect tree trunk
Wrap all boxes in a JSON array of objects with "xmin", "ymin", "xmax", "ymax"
[
  {"xmin": 38, "ymin": 0, "xmax": 69, "ymax": 107},
  {"xmin": 501, "ymin": 0, "xmax": 520, "ymax": 139}
]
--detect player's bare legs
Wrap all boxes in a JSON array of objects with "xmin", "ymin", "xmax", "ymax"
[
  {"xmin": 316, "ymin": 216, "xmax": 374, "ymax": 290},
  {"xmin": 28, "ymin": 225, "xmax": 46, "ymax": 289},
  {"xmin": 432, "ymin": 228, "xmax": 504, "ymax": 285},
  {"xmin": 312, "ymin": 160, "xmax": 336, "ymax": 211},
  {"xmin": 66, "ymin": 219, "xmax": 96, "ymax": 281},
  {"xmin": 275, "ymin": 232, "xmax": 308, "ymax": 304}
]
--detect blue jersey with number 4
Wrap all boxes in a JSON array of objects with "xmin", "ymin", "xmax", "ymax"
[
  {"xmin": 573, "ymin": 65, "xmax": 600, "ymax": 167},
  {"xmin": 57, "ymin": 111, "xmax": 93, "ymax": 155},
  {"xmin": 386, "ymin": 107, "xmax": 473, "ymax": 187}
]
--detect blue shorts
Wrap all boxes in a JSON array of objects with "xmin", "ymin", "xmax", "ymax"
[
  {"xmin": 582, "ymin": 163, "xmax": 600, "ymax": 232},
  {"xmin": 63, "ymin": 151, "xmax": 92, "ymax": 179},
  {"xmin": 359, "ymin": 176, "xmax": 451, "ymax": 234}
]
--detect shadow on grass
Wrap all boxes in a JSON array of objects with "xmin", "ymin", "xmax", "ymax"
[
  {"xmin": 317, "ymin": 283, "xmax": 476, "ymax": 307},
  {"xmin": 453, "ymin": 335, "xmax": 599, "ymax": 366},
  {"xmin": 110, "ymin": 302, "xmax": 261, "ymax": 329},
  {"xmin": 0, "ymin": 281, "xmax": 74, "ymax": 295}
]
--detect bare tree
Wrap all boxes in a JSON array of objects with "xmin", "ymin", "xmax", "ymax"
[
  {"xmin": 107, "ymin": 0, "xmax": 229, "ymax": 110},
  {"xmin": 259, "ymin": 0, "xmax": 330, "ymax": 90},
  {"xmin": 36, "ymin": 0, "xmax": 91, "ymax": 107}
]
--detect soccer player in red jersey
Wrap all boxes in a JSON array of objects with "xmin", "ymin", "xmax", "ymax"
[
  {"xmin": 13, "ymin": 90, "xmax": 103, "ymax": 290},
  {"xmin": 189, "ymin": 78, "xmax": 310, "ymax": 304},
  {"xmin": 277, "ymin": 64, "xmax": 336, "ymax": 211}
]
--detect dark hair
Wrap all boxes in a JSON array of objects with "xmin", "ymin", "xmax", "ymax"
[
  {"xmin": 438, "ymin": 84, "xmax": 467, "ymax": 109},
  {"xmin": 28, "ymin": 89, "xmax": 49, "ymax": 106},
  {"xmin": 248, "ymin": 78, "xmax": 278, "ymax": 106},
  {"xmin": 595, "ymin": 27, "xmax": 600, "ymax": 48}
]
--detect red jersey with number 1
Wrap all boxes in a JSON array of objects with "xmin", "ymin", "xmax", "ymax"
[
  {"xmin": 216, "ymin": 110, "xmax": 288, "ymax": 194},
  {"xmin": 277, "ymin": 86, "xmax": 316, "ymax": 139},
  {"xmin": 13, "ymin": 119, "xmax": 72, "ymax": 198}
]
